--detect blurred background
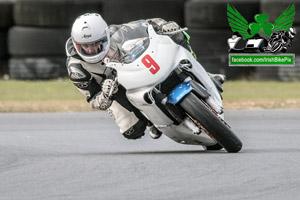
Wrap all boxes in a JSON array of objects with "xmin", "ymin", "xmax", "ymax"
[{"xmin": 0, "ymin": 0, "xmax": 299, "ymax": 81}]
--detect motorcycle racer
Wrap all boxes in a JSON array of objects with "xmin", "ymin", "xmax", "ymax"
[{"xmin": 65, "ymin": 13, "xmax": 225, "ymax": 140}]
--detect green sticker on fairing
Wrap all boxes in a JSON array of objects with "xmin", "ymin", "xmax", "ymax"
[{"xmin": 183, "ymin": 31, "xmax": 190, "ymax": 41}]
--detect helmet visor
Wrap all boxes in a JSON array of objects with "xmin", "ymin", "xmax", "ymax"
[{"xmin": 75, "ymin": 36, "xmax": 108, "ymax": 56}]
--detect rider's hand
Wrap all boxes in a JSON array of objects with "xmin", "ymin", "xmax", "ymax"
[
  {"xmin": 102, "ymin": 79, "xmax": 118, "ymax": 98},
  {"xmin": 97, "ymin": 92, "xmax": 113, "ymax": 110},
  {"xmin": 160, "ymin": 21, "xmax": 179, "ymax": 32}
]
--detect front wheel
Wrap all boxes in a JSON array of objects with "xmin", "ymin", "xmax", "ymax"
[
  {"xmin": 204, "ymin": 143, "xmax": 223, "ymax": 151},
  {"xmin": 180, "ymin": 93, "xmax": 242, "ymax": 153}
]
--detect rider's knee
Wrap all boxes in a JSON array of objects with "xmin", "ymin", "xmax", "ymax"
[{"xmin": 122, "ymin": 120, "xmax": 147, "ymax": 140}]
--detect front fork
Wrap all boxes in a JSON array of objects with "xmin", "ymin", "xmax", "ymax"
[{"xmin": 151, "ymin": 68, "xmax": 223, "ymax": 126}]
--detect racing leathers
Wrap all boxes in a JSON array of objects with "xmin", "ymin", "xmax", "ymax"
[{"xmin": 65, "ymin": 18, "xmax": 191, "ymax": 139}]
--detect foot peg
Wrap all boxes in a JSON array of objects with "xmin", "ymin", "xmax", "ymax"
[{"xmin": 148, "ymin": 125, "xmax": 163, "ymax": 139}]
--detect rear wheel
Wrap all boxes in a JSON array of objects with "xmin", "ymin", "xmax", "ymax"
[{"xmin": 180, "ymin": 93, "xmax": 242, "ymax": 153}]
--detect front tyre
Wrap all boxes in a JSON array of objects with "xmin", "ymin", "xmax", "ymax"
[
  {"xmin": 204, "ymin": 143, "xmax": 223, "ymax": 151},
  {"xmin": 180, "ymin": 93, "xmax": 242, "ymax": 153}
]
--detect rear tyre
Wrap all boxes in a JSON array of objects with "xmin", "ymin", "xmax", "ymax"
[{"xmin": 180, "ymin": 93, "xmax": 242, "ymax": 153}]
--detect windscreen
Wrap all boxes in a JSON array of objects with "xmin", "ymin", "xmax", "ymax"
[{"xmin": 110, "ymin": 20, "xmax": 150, "ymax": 63}]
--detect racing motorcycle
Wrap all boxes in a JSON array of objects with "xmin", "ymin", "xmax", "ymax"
[{"xmin": 106, "ymin": 25, "xmax": 242, "ymax": 153}]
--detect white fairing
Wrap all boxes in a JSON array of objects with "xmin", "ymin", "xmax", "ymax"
[
  {"xmin": 108, "ymin": 26, "xmax": 177, "ymax": 90},
  {"xmin": 107, "ymin": 25, "xmax": 223, "ymax": 146}
]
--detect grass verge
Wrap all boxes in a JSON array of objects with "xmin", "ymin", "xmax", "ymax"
[
  {"xmin": 222, "ymin": 81, "xmax": 300, "ymax": 109},
  {"xmin": 0, "ymin": 79, "xmax": 299, "ymax": 112}
]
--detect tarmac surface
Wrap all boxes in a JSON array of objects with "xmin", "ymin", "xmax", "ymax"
[{"xmin": 0, "ymin": 110, "xmax": 300, "ymax": 200}]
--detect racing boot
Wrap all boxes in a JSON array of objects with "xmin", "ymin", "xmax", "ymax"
[
  {"xmin": 107, "ymin": 101, "xmax": 147, "ymax": 140},
  {"xmin": 208, "ymin": 73, "xmax": 226, "ymax": 93},
  {"xmin": 122, "ymin": 120, "xmax": 146, "ymax": 139},
  {"xmin": 148, "ymin": 125, "xmax": 162, "ymax": 139}
]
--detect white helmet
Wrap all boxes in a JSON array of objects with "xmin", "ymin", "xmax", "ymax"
[{"xmin": 71, "ymin": 13, "xmax": 110, "ymax": 63}]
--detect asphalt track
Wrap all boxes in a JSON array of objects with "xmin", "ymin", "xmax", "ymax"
[{"xmin": 0, "ymin": 109, "xmax": 300, "ymax": 200}]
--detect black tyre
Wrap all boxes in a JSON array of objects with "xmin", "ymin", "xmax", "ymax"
[
  {"xmin": 180, "ymin": 93, "xmax": 242, "ymax": 153},
  {"xmin": 0, "ymin": 1, "xmax": 13, "ymax": 28},
  {"xmin": 0, "ymin": 31, "xmax": 8, "ymax": 58},
  {"xmin": 9, "ymin": 57, "xmax": 67, "ymax": 80},
  {"xmin": 188, "ymin": 29, "xmax": 232, "ymax": 57},
  {"xmin": 8, "ymin": 26, "xmax": 69, "ymax": 56},
  {"xmin": 197, "ymin": 55, "xmax": 226, "ymax": 74},
  {"xmin": 0, "ymin": 60, "xmax": 8, "ymax": 77},
  {"xmin": 102, "ymin": 0, "xmax": 185, "ymax": 26},
  {"xmin": 14, "ymin": 0, "xmax": 103, "ymax": 27},
  {"xmin": 205, "ymin": 143, "xmax": 223, "ymax": 151},
  {"xmin": 185, "ymin": 0, "xmax": 260, "ymax": 29}
]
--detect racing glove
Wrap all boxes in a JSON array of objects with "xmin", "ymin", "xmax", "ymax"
[
  {"xmin": 90, "ymin": 79, "xmax": 119, "ymax": 110},
  {"xmin": 101, "ymin": 79, "xmax": 119, "ymax": 98},
  {"xmin": 95, "ymin": 92, "xmax": 113, "ymax": 110},
  {"xmin": 160, "ymin": 21, "xmax": 180, "ymax": 32},
  {"xmin": 148, "ymin": 18, "xmax": 179, "ymax": 33}
]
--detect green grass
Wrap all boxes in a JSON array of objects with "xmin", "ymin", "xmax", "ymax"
[
  {"xmin": 1, "ymin": 80, "xmax": 300, "ymax": 101},
  {"xmin": 0, "ymin": 79, "xmax": 84, "ymax": 101},
  {"xmin": 0, "ymin": 79, "xmax": 299, "ymax": 112},
  {"xmin": 223, "ymin": 81, "xmax": 300, "ymax": 100}
]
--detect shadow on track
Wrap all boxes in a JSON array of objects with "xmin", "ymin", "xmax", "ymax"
[{"xmin": 87, "ymin": 150, "xmax": 228, "ymax": 156}]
